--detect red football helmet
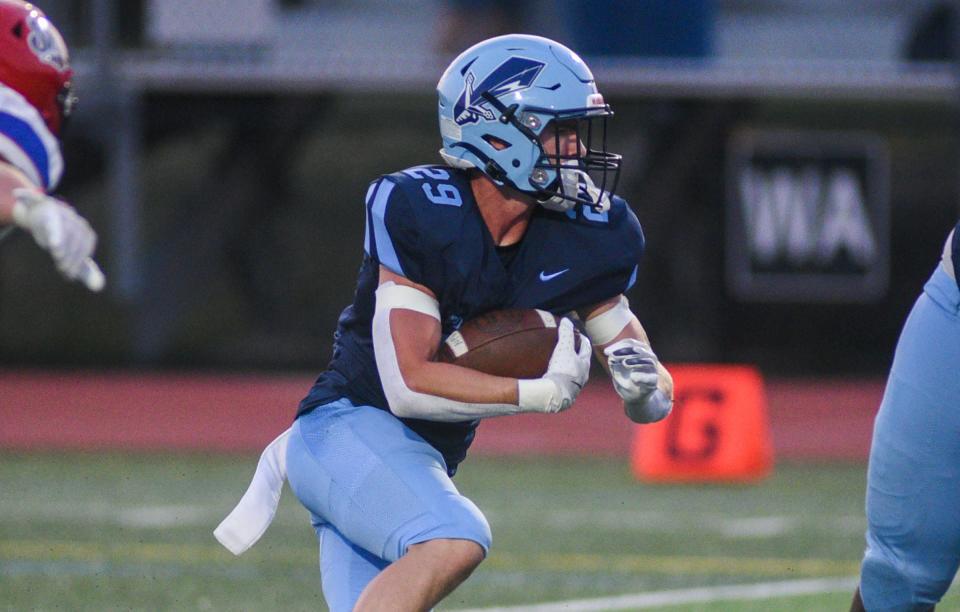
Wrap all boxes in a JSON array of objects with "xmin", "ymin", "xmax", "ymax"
[{"xmin": 0, "ymin": 0, "xmax": 73, "ymax": 136}]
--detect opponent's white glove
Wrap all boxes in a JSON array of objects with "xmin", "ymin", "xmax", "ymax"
[
  {"xmin": 604, "ymin": 338, "xmax": 672, "ymax": 423},
  {"xmin": 12, "ymin": 188, "xmax": 105, "ymax": 292},
  {"xmin": 518, "ymin": 318, "xmax": 592, "ymax": 413}
]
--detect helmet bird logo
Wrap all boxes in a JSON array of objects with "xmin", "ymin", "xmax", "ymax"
[
  {"xmin": 454, "ymin": 57, "xmax": 545, "ymax": 126},
  {"xmin": 25, "ymin": 12, "xmax": 68, "ymax": 71}
]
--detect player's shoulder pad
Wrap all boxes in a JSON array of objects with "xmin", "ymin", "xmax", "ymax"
[
  {"xmin": 386, "ymin": 165, "xmax": 470, "ymax": 208},
  {"xmin": 608, "ymin": 195, "xmax": 645, "ymax": 260},
  {"xmin": 385, "ymin": 164, "xmax": 470, "ymax": 231},
  {"xmin": 364, "ymin": 165, "xmax": 470, "ymax": 280},
  {"xmin": 574, "ymin": 195, "xmax": 644, "ymax": 262},
  {"xmin": 0, "ymin": 84, "xmax": 63, "ymax": 191}
]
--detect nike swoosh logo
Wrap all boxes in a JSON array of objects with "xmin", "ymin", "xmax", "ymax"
[{"xmin": 539, "ymin": 268, "xmax": 570, "ymax": 282}]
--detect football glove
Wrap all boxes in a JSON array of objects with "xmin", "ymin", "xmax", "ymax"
[
  {"xmin": 12, "ymin": 188, "xmax": 105, "ymax": 292},
  {"xmin": 518, "ymin": 318, "xmax": 592, "ymax": 414},
  {"xmin": 604, "ymin": 338, "xmax": 672, "ymax": 423}
]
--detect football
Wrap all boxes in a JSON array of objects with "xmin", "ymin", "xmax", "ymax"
[{"xmin": 437, "ymin": 308, "xmax": 579, "ymax": 378}]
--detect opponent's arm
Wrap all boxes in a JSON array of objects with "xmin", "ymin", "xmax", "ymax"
[
  {"xmin": 0, "ymin": 159, "xmax": 29, "ymax": 223},
  {"xmin": 0, "ymin": 161, "xmax": 104, "ymax": 291},
  {"xmin": 375, "ymin": 266, "xmax": 591, "ymax": 421},
  {"xmin": 579, "ymin": 295, "xmax": 674, "ymax": 423}
]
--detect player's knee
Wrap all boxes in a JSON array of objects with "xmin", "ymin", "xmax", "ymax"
[
  {"xmin": 387, "ymin": 494, "xmax": 492, "ymax": 562},
  {"xmin": 447, "ymin": 496, "xmax": 492, "ymax": 554},
  {"xmin": 860, "ymin": 550, "xmax": 939, "ymax": 611},
  {"xmin": 434, "ymin": 495, "xmax": 493, "ymax": 552}
]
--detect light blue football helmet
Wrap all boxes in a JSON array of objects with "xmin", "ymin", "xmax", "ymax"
[{"xmin": 437, "ymin": 34, "xmax": 620, "ymax": 212}]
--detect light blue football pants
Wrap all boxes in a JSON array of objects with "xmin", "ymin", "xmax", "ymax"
[
  {"xmin": 285, "ymin": 398, "xmax": 491, "ymax": 612},
  {"xmin": 859, "ymin": 265, "xmax": 960, "ymax": 611}
]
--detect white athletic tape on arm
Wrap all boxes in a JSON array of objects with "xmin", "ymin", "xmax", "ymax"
[
  {"xmin": 517, "ymin": 377, "xmax": 561, "ymax": 412},
  {"xmin": 374, "ymin": 281, "xmax": 442, "ymax": 320},
  {"xmin": 584, "ymin": 295, "xmax": 634, "ymax": 345},
  {"xmin": 214, "ymin": 427, "xmax": 291, "ymax": 555},
  {"xmin": 373, "ymin": 281, "xmax": 521, "ymax": 421}
]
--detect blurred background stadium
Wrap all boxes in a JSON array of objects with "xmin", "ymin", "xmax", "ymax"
[{"xmin": 2, "ymin": 0, "xmax": 959, "ymax": 609}]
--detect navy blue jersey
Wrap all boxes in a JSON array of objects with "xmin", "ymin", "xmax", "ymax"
[{"xmin": 299, "ymin": 165, "xmax": 645, "ymax": 474}]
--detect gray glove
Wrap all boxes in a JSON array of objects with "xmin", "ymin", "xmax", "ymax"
[{"xmin": 604, "ymin": 338, "xmax": 672, "ymax": 423}]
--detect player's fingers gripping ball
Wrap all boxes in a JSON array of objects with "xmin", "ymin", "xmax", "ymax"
[
  {"xmin": 440, "ymin": 309, "xmax": 592, "ymax": 415},
  {"xmin": 547, "ymin": 318, "xmax": 592, "ymax": 388},
  {"xmin": 533, "ymin": 318, "xmax": 591, "ymax": 413},
  {"xmin": 438, "ymin": 308, "xmax": 582, "ymax": 377}
]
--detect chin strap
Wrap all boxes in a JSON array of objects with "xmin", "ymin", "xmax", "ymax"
[
  {"xmin": 538, "ymin": 165, "xmax": 612, "ymax": 213},
  {"xmin": 441, "ymin": 141, "xmax": 509, "ymax": 183}
]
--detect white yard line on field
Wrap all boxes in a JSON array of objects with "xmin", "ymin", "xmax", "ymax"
[
  {"xmin": 494, "ymin": 508, "xmax": 853, "ymax": 539},
  {"xmin": 0, "ymin": 503, "xmax": 216, "ymax": 528},
  {"xmin": 117, "ymin": 505, "xmax": 211, "ymax": 528},
  {"xmin": 455, "ymin": 576, "xmax": 859, "ymax": 612},
  {"xmin": 716, "ymin": 516, "xmax": 796, "ymax": 538}
]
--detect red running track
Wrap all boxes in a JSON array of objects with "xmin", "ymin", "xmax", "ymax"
[{"xmin": 0, "ymin": 370, "xmax": 883, "ymax": 460}]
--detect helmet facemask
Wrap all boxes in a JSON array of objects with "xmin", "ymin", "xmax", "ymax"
[
  {"xmin": 480, "ymin": 92, "xmax": 621, "ymax": 213},
  {"xmin": 533, "ymin": 112, "xmax": 620, "ymax": 213},
  {"xmin": 53, "ymin": 80, "xmax": 77, "ymax": 136}
]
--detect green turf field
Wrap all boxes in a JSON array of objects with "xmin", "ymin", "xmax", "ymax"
[{"xmin": 0, "ymin": 453, "xmax": 957, "ymax": 611}]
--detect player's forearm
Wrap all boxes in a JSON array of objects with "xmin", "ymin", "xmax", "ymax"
[
  {"xmin": 386, "ymin": 305, "xmax": 520, "ymax": 406},
  {"xmin": 594, "ymin": 308, "xmax": 673, "ymax": 400},
  {"xmin": 385, "ymin": 359, "xmax": 524, "ymax": 421},
  {"xmin": 0, "ymin": 194, "xmax": 13, "ymax": 224},
  {"xmin": 581, "ymin": 295, "xmax": 673, "ymax": 423},
  {"xmin": 0, "ymin": 161, "xmax": 34, "ymax": 224},
  {"xmin": 375, "ymin": 283, "xmax": 525, "ymax": 421},
  {"xmin": 404, "ymin": 361, "xmax": 519, "ymax": 405}
]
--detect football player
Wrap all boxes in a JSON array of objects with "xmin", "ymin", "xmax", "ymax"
[
  {"xmin": 851, "ymin": 221, "xmax": 960, "ymax": 612},
  {"xmin": 216, "ymin": 34, "xmax": 672, "ymax": 611},
  {"xmin": 0, "ymin": 0, "xmax": 103, "ymax": 292}
]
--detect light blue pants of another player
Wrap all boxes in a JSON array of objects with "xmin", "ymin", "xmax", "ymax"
[
  {"xmin": 859, "ymin": 266, "xmax": 960, "ymax": 611},
  {"xmin": 285, "ymin": 398, "xmax": 491, "ymax": 612}
]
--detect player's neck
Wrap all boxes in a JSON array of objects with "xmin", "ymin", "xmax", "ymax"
[{"xmin": 470, "ymin": 172, "xmax": 535, "ymax": 247}]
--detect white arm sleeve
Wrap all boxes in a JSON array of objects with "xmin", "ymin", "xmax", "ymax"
[{"xmin": 372, "ymin": 281, "xmax": 521, "ymax": 422}]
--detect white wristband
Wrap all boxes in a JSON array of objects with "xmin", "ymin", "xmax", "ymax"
[{"xmin": 517, "ymin": 378, "xmax": 558, "ymax": 413}]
